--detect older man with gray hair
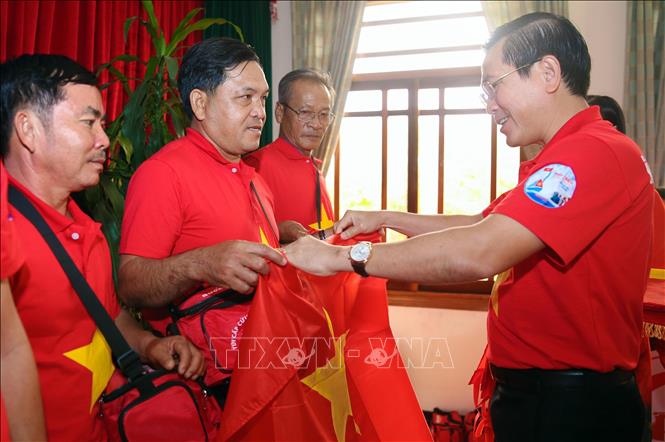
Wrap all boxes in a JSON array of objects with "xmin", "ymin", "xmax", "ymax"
[{"xmin": 245, "ymin": 68, "xmax": 336, "ymax": 243}]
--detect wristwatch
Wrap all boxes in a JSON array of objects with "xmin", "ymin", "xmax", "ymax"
[{"xmin": 349, "ymin": 241, "xmax": 373, "ymax": 277}]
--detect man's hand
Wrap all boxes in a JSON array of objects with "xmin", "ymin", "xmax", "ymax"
[
  {"xmin": 278, "ymin": 220, "xmax": 309, "ymax": 244},
  {"xmin": 334, "ymin": 210, "xmax": 385, "ymax": 239},
  {"xmin": 142, "ymin": 336, "xmax": 205, "ymax": 380},
  {"xmin": 283, "ymin": 236, "xmax": 350, "ymax": 276},
  {"xmin": 195, "ymin": 240, "xmax": 287, "ymax": 294}
]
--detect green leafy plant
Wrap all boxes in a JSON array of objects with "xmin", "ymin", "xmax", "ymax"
[{"xmin": 78, "ymin": 0, "xmax": 242, "ymax": 280}]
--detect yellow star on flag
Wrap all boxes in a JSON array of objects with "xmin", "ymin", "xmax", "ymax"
[
  {"xmin": 259, "ymin": 226, "xmax": 270, "ymax": 245},
  {"xmin": 308, "ymin": 204, "xmax": 334, "ymax": 231},
  {"xmin": 301, "ymin": 309, "xmax": 359, "ymax": 442},
  {"xmin": 63, "ymin": 328, "xmax": 115, "ymax": 412}
]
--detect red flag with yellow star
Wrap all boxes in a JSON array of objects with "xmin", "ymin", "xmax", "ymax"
[{"xmin": 217, "ymin": 233, "xmax": 431, "ymax": 442}]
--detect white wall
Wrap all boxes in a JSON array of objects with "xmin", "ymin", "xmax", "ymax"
[
  {"xmin": 388, "ymin": 306, "xmax": 487, "ymax": 412},
  {"xmin": 270, "ymin": 0, "xmax": 293, "ymax": 139},
  {"xmin": 569, "ymin": 1, "xmax": 627, "ymax": 106}
]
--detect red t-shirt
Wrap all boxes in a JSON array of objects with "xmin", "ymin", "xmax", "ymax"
[
  {"xmin": 120, "ymin": 128, "xmax": 279, "ymax": 331},
  {"xmin": 245, "ymin": 137, "xmax": 334, "ymax": 230},
  {"xmin": 483, "ymin": 106, "xmax": 653, "ymax": 372},
  {"xmin": 8, "ymin": 177, "xmax": 118, "ymax": 441},
  {"xmin": 1, "ymin": 162, "xmax": 23, "ymax": 279},
  {"xmin": 1, "ymin": 161, "xmax": 21, "ymax": 442}
]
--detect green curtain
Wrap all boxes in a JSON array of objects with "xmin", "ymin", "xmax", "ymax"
[
  {"xmin": 481, "ymin": 1, "xmax": 568, "ymax": 30},
  {"xmin": 204, "ymin": 0, "xmax": 273, "ymax": 148},
  {"xmin": 624, "ymin": 1, "xmax": 665, "ymax": 187}
]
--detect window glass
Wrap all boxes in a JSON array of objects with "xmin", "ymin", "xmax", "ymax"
[
  {"xmin": 357, "ymin": 16, "xmax": 489, "ymax": 54},
  {"xmin": 353, "ymin": 49, "xmax": 485, "ymax": 74},
  {"xmin": 387, "ymin": 116, "xmax": 409, "ymax": 243},
  {"xmin": 496, "ymin": 131, "xmax": 520, "ymax": 196},
  {"xmin": 387, "ymin": 89, "xmax": 408, "ymax": 111},
  {"xmin": 443, "ymin": 114, "xmax": 491, "ymax": 215},
  {"xmin": 419, "ymin": 88, "xmax": 439, "ymax": 111},
  {"xmin": 344, "ymin": 90, "xmax": 382, "ymax": 112},
  {"xmin": 418, "ymin": 115, "xmax": 439, "ymax": 214},
  {"xmin": 339, "ymin": 117, "xmax": 382, "ymax": 215},
  {"xmin": 444, "ymin": 86, "xmax": 485, "ymax": 110},
  {"xmin": 363, "ymin": 1, "xmax": 482, "ymax": 22}
]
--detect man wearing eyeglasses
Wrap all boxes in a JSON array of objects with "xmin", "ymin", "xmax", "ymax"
[
  {"xmin": 284, "ymin": 12, "xmax": 654, "ymax": 442},
  {"xmin": 245, "ymin": 69, "xmax": 336, "ymax": 243}
]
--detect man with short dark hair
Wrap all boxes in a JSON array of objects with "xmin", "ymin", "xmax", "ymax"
[
  {"xmin": 1, "ymin": 54, "xmax": 204, "ymax": 441},
  {"xmin": 285, "ymin": 13, "xmax": 653, "ymax": 441},
  {"xmin": 118, "ymin": 37, "xmax": 286, "ymax": 401},
  {"xmin": 245, "ymin": 68, "xmax": 336, "ymax": 242}
]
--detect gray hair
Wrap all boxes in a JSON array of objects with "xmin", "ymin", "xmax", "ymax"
[{"xmin": 278, "ymin": 68, "xmax": 336, "ymax": 105}]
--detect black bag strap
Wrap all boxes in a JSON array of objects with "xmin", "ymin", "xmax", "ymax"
[
  {"xmin": 314, "ymin": 166, "xmax": 322, "ymax": 230},
  {"xmin": 250, "ymin": 181, "xmax": 279, "ymax": 245},
  {"xmin": 8, "ymin": 185, "xmax": 144, "ymax": 382}
]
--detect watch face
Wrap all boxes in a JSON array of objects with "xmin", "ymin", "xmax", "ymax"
[{"xmin": 350, "ymin": 242, "xmax": 371, "ymax": 261}]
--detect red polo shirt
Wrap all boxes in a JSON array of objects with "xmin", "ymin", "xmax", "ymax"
[
  {"xmin": 483, "ymin": 106, "xmax": 653, "ymax": 372},
  {"xmin": 245, "ymin": 137, "xmax": 334, "ymax": 230},
  {"xmin": 1, "ymin": 161, "xmax": 22, "ymax": 279},
  {"xmin": 120, "ymin": 128, "xmax": 279, "ymax": 331},
  {"xmin": 1, "ymin": 161, "xmax": 21, "ymax": 442},
  {"xmin": 8, "ymin": 176, "xmax": 118, "ymax": 441}
]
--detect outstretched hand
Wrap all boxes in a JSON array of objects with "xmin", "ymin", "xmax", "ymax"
[
  {"xmin": 334, "ymin": 210, "xmax": 385, "ymax": 240},
  {"xmin": 197, "ymin": 240, "xmax": 287, "ymax": 294}
]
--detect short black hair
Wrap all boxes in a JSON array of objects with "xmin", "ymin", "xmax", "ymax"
[
  {"xmin": 178, "ymin": 37, "xmax": 262, "ymax": 119},
  {"xmin": 278, "ymin": 68, "xmax": 336, "ymax": 105},
  {"xmin": 485, "ymin": 12, "xmax": 591, "ymax": 97},
  {"xmin": 586, "ymin": 95, "xmax": 626, "ymax": 134},
  {"xmin": 0, "ymin": 54, "xmax": 97, "ymax": 157}
]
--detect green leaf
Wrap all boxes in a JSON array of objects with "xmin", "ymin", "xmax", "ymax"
[
  {"xmin": 141, "ymin": 0, "xmax": 166, "ymax": 55},
  {"xmin": 165, "ymin": 18, "xmax": 243, "ymax": 55},
  {"xmin": 116, "ymin": 132, "xmax": 133, "ymax": 163},
  {"xmin": 169, "ymin": 7, "xmax": 203, "ymax": 42},
  {"xmin": 100, "ymin": 175, "xmax": 125, "ymax": 215},
  {"xmin": 145, "ymin": 56, "xmax": 158, "ymax": 79},
  {"xmin": 123, "ymin": 16, "xmax": 139, "ymax": 43},
  {"xmin": 164, "ymin": 56, "xmax": 179, "ymax": 82}
]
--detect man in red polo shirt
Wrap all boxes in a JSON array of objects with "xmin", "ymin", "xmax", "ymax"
[
  {"xmin": 285, "ymin": 13, "xmax": 654, "ymax": 442},
  {"xmin": 1, "ymin": 54, "xmax": 204, "ymax": 441},
  {"xmin": 118, "ymin": 38, "xmax": 286, "ymax": 400},
  {"xmin": 1, "ymin": 159, "xmax": 46, "ymax": 441},
  {"xmin": 245, "ymin": 69, "xmax": 336, "ymax": 242}
]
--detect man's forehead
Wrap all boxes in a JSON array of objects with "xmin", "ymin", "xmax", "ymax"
[
  {"xmin": 222, "ymin": 61, "xmax": 269, "ymax": 91},
  {"xmin": 481, "ymin": 43, "xmax": 508, "ymax": 79},
  {"xmin": 57, "ymin": 83, "xmax": 105, "ymax": 115}
]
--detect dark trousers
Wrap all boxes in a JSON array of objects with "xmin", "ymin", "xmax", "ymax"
[{"xmin": 489, "ymin": 365, "xmax": 644, "ymax": 442}]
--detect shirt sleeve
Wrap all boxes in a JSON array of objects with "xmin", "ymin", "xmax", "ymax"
[
  {"xmin": 489, "ymin": 135, "xmax": 642, "ymax": 266},
  {"xmin": 119, "ymin": 159, "xmax": 184, "ymax": 259},
  {"xmin": 1, "ymin": 164, "xmax": 23, "ymax": 279}
]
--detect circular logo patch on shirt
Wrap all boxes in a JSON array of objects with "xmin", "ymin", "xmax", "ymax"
[{"xmin": 523, "ymin": 163, "xmax": 576, "ymax": 208}]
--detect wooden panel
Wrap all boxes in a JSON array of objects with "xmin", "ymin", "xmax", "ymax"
[{"xmin": 388, "ymin": 290, "xmax": 489, "ymax": 311}]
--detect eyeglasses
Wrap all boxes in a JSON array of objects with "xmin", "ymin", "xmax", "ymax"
[
  {"xmin": 480, "ymin": 59, "xmax": 541, "ymax": 106},
  {"xmin": 281, "ymin": 103, "xmax": 335, "ymax": 125}
]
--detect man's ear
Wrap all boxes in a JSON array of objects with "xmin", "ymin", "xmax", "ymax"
[
  {"xmin": 13, "ymin": 110, "xmax": 41, "ymax": 153},
  {"xmin": 539, "ymin": 55, "xmax": 562, "ymax": 94},
  {"xmin": 275, "ymin": 102, "xmax": 284, "ymax": 124},
  {"xmin": 189, "ymin": 89, "xmax": 208, "ymax": 121}
]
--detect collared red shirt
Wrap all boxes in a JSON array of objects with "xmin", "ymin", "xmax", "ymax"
[
  {"xmin": 8, "ymin": 175, "xmax": 118, "ymax": 441},
  {"xmin": 483, "ymin": 106, "xmax": 653, "ymax": 372},
  {"xmin": 245, "ymin": 137, "xmax": 334, "ymax": 230},
  {"xmin": 120, "ymin": 128, "xmax": 279, "ymax": 331}
]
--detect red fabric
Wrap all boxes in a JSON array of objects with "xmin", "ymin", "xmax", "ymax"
[
  {"xmin": 8, "ymin": 176, "xmax": 119, "ymax": 442},
  {"xmin": 0, "ymin": 0, "xmax": 202, "ymax": 121},
  {"xmin": 0, "ymin": 393, "xmax": 10, "ymax": 442},
  {"xmin": 218, "ymin": 233, "xmax": 431, "ymax": 442},
  {"xmin": 485, "ymin": 107, "xmax": 653, "ymax": 372},
  {"xmin": 245, "ymin": 137, "xmax": 335, "ymax": 229},
  {"xmin": 120, "ymin": 128, "xmax": 279, "ymax": 333},
  {"xmin": 1, "ymin": 162, "xmax": 23, "ymax": 279}
]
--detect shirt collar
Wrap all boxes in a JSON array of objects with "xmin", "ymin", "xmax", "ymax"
[
  {"xmin": 8, "ymin": 175, "xmax": 96, "ymax": 233},
  {"xmin": 537, "ymin": 106, "xmax": 603, "ymax": 157},
  {"xmin": 186, "ymin": 128, "xmax": 255, "ymax": 180},
  {"xmin": 274, "ymin": 137, "xmax": 322, "ymax": 166}
]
